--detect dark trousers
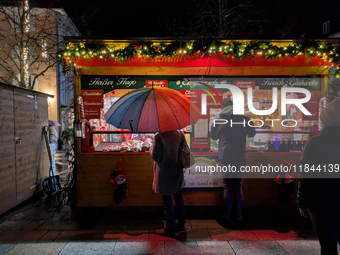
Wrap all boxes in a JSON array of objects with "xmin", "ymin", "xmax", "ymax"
[
  {"xmin": 310, "ymin": 212, "xmax": 340, "ymax": 255},
  {"xmin": 162, "ymin": 190, "xmax": 186, "ymax": 233},
  {"xmin": 223, "ymin": 178, "xmax": 243, "ymax": 220}
]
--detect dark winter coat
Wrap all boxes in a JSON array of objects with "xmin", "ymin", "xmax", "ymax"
[
  {"xmin": 151, "ymin": 130, "xmax": 185, "ymax": 195},
  {"xmin": 297, "ymin": 126, "xmax": 340, "ymax": 217},
  {"xmin": 210, "ymin": 99, "xmax": 256, "ymax": 166}
]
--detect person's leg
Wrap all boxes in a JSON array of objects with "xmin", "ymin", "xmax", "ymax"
[
  {"xmin": 162, "ymin": 195, "xmax": 177, "ymax": 233},
  {"xmin": 223, "ymin": 178, "xmax": 234, "ymax": 220},
  {"xmin": 49, "ymin": 143, "xmax": 56, "ymax": 175},
  {"xmin": 173, "ymin": 190, "xmax": 186, "ymax": 230},
  {"xmin": 233, "ymin": 178, "xmax": 243, "ymax": 220},
  {"xmin": 310, "ymin": 212, "xmax": 338, "ymax": 255}
]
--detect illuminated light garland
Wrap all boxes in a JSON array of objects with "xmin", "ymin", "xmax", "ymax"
[
  {"xmin": 42, "ymin": 39, "xmax": 47, "ymax": 58},
  {"xmin": 24, "ymin": 0, "xmax": 30, "ymax": 32},
  {"xmin": 22, "ymin": 0, "xmax": 30, "ymax": 87},
  {"xmin": 57, "ymin": 40, "xmax": 340, "ymax": 77},
  {"xmin": 23, "ymin": 47, "xmax": 29, "ymax": 87}
]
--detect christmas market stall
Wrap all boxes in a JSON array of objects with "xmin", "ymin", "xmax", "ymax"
[{"xmin": 60, "ymin": 38, "xmax": 340, "ymax": 210}]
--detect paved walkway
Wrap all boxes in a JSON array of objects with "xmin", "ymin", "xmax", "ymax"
[
  {"xmin": 0, "ymin": 150, "xmax": 328, "ymax": 255},
  {"xmin": 0, "ymin": 197, "xmax": 322, "ymax": 255}
]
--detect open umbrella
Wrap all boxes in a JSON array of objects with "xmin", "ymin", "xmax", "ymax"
[
  {"xmin": 104, "ymin": 87, "xmax": 201, "ymax": 132},
  {"xmin": 48, "ymin": 120, "xmax": 61, "ymax": 126}
]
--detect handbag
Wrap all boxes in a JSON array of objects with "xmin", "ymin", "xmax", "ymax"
[
  {"xmin": 179, "ymin": 133, "xmax": 195, "ymax": 168},
  {"xmin": 42, "ymin": 126, "xmax": 62, "ymax": 196}
]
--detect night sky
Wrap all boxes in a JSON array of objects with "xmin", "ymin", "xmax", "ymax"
[{"xmin": 48, "ymin": 0, "xmax": 340, "ymax": 39}]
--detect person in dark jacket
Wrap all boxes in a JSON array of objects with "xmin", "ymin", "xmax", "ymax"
[
  {"xmin": 211, "ymin": 97, "xmax": 256, "ymax": 228},
  {"xmin": 297, "ymin": 97, "xmax": 340, "ymax": 255},
  {"xmin": 150, "ymin": 130, "xmax": 186, "ymax": 235}
]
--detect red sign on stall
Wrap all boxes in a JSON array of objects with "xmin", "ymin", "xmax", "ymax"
[
  {"xmin": 82, "ymin": 90, "xmax": 104, "ymax": 119},
  {"xmin": 145, "ymin": 80, "xmax": 168, "ymax": 87},
  {"xmin": 191, "ymin": 138, "xmax": 210, "ymax": 148}
]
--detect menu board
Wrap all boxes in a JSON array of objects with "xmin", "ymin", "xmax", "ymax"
[{"xmin": 82, "ymin": 90, "xmax": 104, "ymax": 119}]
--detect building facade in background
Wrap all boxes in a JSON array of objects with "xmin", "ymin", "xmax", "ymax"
[{"xmin": 0, "ymin": 1, "xmax": 80, "ymax": 131}]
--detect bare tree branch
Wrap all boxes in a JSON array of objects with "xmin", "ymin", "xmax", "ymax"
[
  {"xmin": 163, "ymin": 0, "xmax": 266, "ymax": 38},
  {"xmin": 0, "ymin": 0, "xmax": 79, "ymax": 89}
]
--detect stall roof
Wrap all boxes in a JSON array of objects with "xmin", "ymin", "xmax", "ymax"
[{"xmin": 59, "ymin": 38, "xmax": 340, "ymax": 77}]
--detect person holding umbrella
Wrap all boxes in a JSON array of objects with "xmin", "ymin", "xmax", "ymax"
[
  {"xmin": 103, "ymin": 86, "xmax": 202, "ymax": 235},
  {"xmin": 150, "ymin": 130, "xmax": 187, "ymax": 236}
]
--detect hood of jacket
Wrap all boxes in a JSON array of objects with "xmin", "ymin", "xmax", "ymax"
[{"xmin": 220, "ymin": 105, "xmax": 233, "ymax": 118}]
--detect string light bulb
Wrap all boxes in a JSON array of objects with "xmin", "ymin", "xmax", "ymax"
[
  {"xmin": 24, "ymin": 0, "xmax": 30, "ymax": 32},
  {"xmin": 59, "ymin": 41, "xmax": 340, "ymax": 79},
  {"xmin": 23, "ymin": 47, "xmax": 29, "ymax": 87}
]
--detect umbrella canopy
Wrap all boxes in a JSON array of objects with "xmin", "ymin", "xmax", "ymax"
[
  {"xmin": 48, "ymin": 120, "xmax": 61, "ymax": 126},
  {"xmin": 104, "ymin": 87, "xmax": 201, "ymax": 132}
]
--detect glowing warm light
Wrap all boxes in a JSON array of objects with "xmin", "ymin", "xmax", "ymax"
[
  {"xmin": 46, "ymin": 92, "xmax": 53, "ymax": 104},
  {"xmin": 42, "ymin": 40, "xmax": 47, "ymax": 58},
  {"xmin": 24, "ymin": 0, "xmax": 30, "ymax": 32},
  {"xmin": 23, "ymin": 47, "xmax": 29, "ymax": 87}
]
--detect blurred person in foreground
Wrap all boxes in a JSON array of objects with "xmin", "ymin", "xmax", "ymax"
[
  {"xmin": 211, "ymin": 97, "xmax": 256, "ymax": 229},
  {"xmin": 298, "ymin": 97, "xmax": 340, "ymax": 255},
  {"xmin": 48, "ymin": 120, "xmax": 60, "ymax": 175},
  {"xmin": 150, "ymin": 130, "xmax": 186, "ymax": 236}
]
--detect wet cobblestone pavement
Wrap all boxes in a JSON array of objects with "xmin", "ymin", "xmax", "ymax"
[{"xmin": 0, "ymin": 151, "xmax": 325, "ymax": 254}]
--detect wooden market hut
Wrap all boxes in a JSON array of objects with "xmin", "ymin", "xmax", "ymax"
[{"xmin": 60, "ymin": 38, "xmax": 340, "ymax": 212}]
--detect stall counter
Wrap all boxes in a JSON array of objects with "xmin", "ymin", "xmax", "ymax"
[{"xmin": 76, "ymin": 147, "xmax": 302, "ymax": 208}]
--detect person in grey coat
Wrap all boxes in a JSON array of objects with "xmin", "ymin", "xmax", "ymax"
[{"xmin": 151, "ymin": 130, "xmax": 186, "ymax": 235}]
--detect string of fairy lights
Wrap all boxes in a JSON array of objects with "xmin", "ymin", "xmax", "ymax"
[
  {"xmin": 23, "ymin": 0, "xmax": 30, "ymax": 87},
  {"xmin": 58, "ymin": 39, "xmax": 340, "ymax": 77},
  {"xmin": 23, "ymin": 47, "xmax": 29, "ymax": 87},
  {"xmin": 24, "ymin": 0, "xmax": 30, "ymax": 33}
]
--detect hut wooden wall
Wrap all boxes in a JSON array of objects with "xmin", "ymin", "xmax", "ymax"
[
  {"xmin": 0, "ymin": 86, "xmax": 16, "ymax": 212},
  {"xmin": 76, "ymin": 153, "xmax": 301, "ymax": 208},
  {"xmin": 0, "ymin": 83, "xmax": 49, "ymax": 215}
]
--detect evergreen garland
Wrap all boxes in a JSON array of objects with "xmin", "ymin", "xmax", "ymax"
[
  {"xmin": 58, "ymin": 39, "xmax": 340, "ymax": 96},
  {"xmin": 59, "ymin": 40, "xmax": 340, "ymax": 73}
]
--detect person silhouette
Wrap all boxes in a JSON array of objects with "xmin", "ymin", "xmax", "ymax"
[
  {"xmin": 298, "ymin": 97, "xmax": 340, "ymax": 255},
  {"xmin": 211, "ymin": 97, "xmax": 256, "ymax": 229},
  {"xmin": 150, "ymin": 130, "xmax": 186, "ymax": 235}
]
